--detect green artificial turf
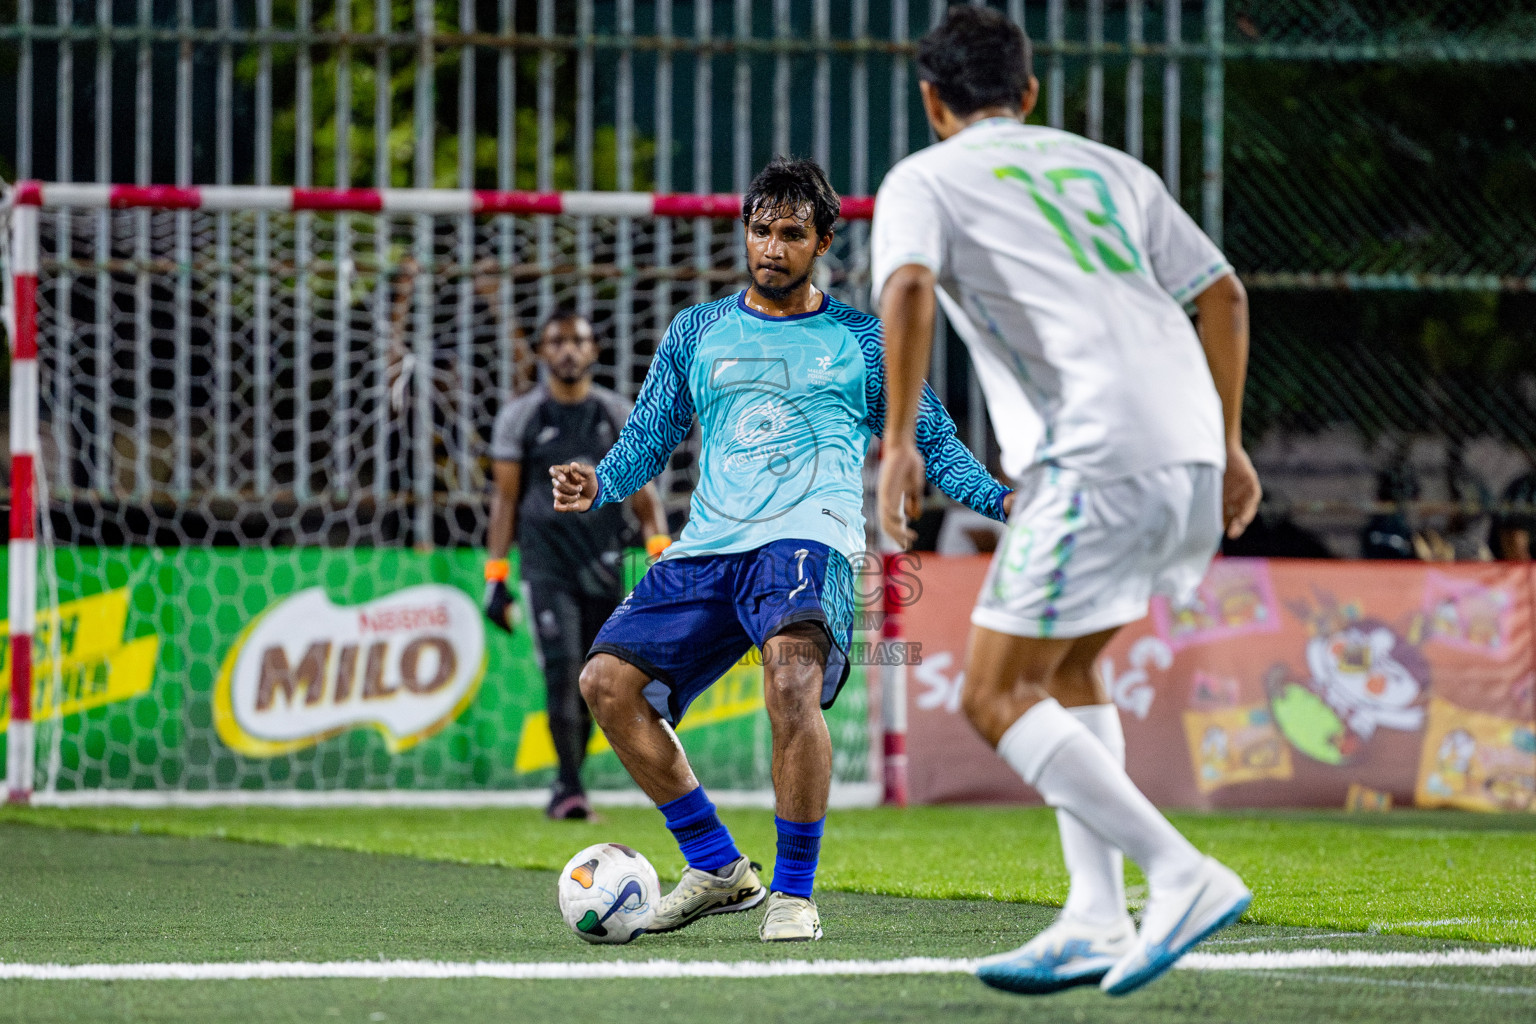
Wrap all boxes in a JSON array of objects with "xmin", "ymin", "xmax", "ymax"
[
  {"xmin": 3, "ymin": 804, "xmax": 1532, "ymax": 945},
  {"xmin": 0, "ymin": 821, "xmax": 1533, "ymax": 1024},
  {"xmin": 6, "ymin": 973, "xmax": 1536, "ymax": 1024}
]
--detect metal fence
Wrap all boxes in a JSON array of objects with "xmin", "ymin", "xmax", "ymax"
[
  {"xmin": 22, "ymin": 192, "xmax": 881, "ymax": 549},
  {"xmin": 3, "ymin": 1, "xmax": 1536, "ymax": 554},
  {"xmin": 0, "ymin": 1, "xmax": 1228, "ymax": 406}
]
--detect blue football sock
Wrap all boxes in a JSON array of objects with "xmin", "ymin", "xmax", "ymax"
[
  {"xmin": 770, "ymin": 816, "xmax": 824, "ymax": 898},
  {"xmin": 659, "ymin": 787, "xmax": 741, "ymax": 873}
]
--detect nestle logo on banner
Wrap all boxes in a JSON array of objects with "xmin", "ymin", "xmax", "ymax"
[
  {"xmin": 358, "ymin": 604, "xmax": 451, "ymax": 635},
  {"xmin": 214, "ymin": 585, "xmax": 486, "ymax": 758}
]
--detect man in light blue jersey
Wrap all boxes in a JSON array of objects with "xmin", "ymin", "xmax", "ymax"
[{"xmin": 551, "ymin": 158, "xmax": 1011, "ymax": 942}]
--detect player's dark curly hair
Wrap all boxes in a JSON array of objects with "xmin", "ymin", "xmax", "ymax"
[
  {"xmin": 916, "ymin": 6, "xmax": 1033, "ymax": 118},
  {"xmin": 740, "ymin": 157, "xmax": 841, "ymax": 240}
]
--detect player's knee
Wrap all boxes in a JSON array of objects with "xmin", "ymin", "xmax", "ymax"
[
  {"xmin": 764, "ymin": 651, "xmax": 818, "ymax": 713},
  {"xmin": 1049, "ymin": 670, "xmax": 1103, "ymax": 707},
  {"xmin": 765, "ymin": 665, "xmax": 820, "ymax": 704},
  {"xmin": 958, "ymin": 667, "xmax": 1023, "ymax": 733},
  {"xmin": 578, "ymin": 656, "xmax": 622, "ymax": 718},
  {"xmin": 958, "ymin": 674, "xmax": 992, "ymax": 729}
]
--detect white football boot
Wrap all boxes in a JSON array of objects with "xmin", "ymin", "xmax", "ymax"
[
  {"xmin": 1100, "ymin": 856, "xmax": 1251, "ymax": 996},
  {"xmin": 975, "ymin": 913, "xmax": 1136, "ymax": 995},
  {"xmin": 758, "ymin": 891, "xmax": 823, "ymax": 942},
  {"xmin": 646, "ymin": 855, "xmax": 766, "ymax": 935}
]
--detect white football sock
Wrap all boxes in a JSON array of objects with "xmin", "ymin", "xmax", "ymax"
[
  {"xmin": 1057, "ymin": 704, "xmax": 1129, "ymax": 925},
  {"xmin": 997, "ymin": 698, "xmax": 1203, "ymax": 893}
]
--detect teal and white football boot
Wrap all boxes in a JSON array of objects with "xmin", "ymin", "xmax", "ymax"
[
  {"xmin": 976, "ymin": 913, "xmax": 1136, "ymax": 995},
  {"xmin": 1101, "ymin": 856, "xmax": 1251, "ymax": 996}
]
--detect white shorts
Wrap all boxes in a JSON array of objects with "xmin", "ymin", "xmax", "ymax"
[{"xmin": 971, "ymin": 462, "xmax": 1223, "ymax": 640}]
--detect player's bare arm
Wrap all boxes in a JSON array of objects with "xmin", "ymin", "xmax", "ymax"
[
  {"xmin": 876, "ymin": 262, "xmax": 1015, "ymax": 549},
  {"xmin": 877, "ymin": 263, "xmax": 940, "ymax": 549},
  {"xmin": 627, "ymin": 482, "xmax": 671, "ymax": 557},
  {"xmin": 487, "ymin": 460, "xmax": 521, "ymax": 561},
  {"xmin": 1191, "ymin": 273, "xmax": 1261, "ymax": 539},
  {"xmin": 483, "ymin": 459, "xmax": 522, "ymax": 631}
]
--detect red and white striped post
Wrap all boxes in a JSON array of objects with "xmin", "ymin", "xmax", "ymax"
[
  {"xmin": 13, "ymin": 183, "xmax": 876, "ymax": 221},
  {"xmin": 880, "ymin": 552, "xmax": 909, "ymax": 807},
  {"xmin": 7, "ymin": 185, "xmax": 41, "ymax": 803}
]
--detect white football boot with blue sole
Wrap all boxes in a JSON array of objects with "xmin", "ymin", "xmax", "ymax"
[
  {"xmin": 975, "ymin": 914, "xmax": 1136, "ymax": 995},
  {"xmin": 1100, "ymin": 856, "xmax": 1251, "ymax": 996}
]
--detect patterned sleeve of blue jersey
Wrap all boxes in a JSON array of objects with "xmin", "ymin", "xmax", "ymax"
[
  {"xmin": 847, "ymin": 311, "xmax": 1010, "ymax": 523},
  {"xmin": 909, "ymin": 387, "xmax": 1010, "ymax": 522},
  {"xmin": 591, "ymin": 314, "xmax": 698, "ymax": 507}
]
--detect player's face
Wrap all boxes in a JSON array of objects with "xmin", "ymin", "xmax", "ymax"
[
  {"xmin": 744, "ymin": 203, "xmax": 832, "ymax": 301},
  {"xmin": 539, "ymin": 318, "xmax": 599, "ymax": 384}
]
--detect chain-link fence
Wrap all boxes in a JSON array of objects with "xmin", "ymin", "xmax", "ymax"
[
  {"xmin": 3, "ymin": 1, "xmax": 1535, "ymax": 555},
  {"xmin": 1220, "ymin": 1, "xmax": 1536, "ymax": 556}
]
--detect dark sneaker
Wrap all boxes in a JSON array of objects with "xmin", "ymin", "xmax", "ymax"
[{"xmin": 546, "ymin": 788, "xmax": 593, "ymax": 821}]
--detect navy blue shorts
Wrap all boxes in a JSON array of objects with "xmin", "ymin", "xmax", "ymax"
[{"xmin": 588, "ymin": 539, "xmax": 855, "ymax": 726}]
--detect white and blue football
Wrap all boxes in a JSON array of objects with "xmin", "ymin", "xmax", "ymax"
[{"xmin": 557, "ymin": 842, "xmax": 660, "ymax": 945}]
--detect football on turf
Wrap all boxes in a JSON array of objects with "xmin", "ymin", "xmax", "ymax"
[{"xmin": 558, "ymin": 843, "xmax": 660, "ymax": 944}]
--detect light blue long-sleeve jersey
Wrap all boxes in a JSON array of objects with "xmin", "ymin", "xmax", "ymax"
[{"xmin": 592, "ymin": 291, "xmax": 1009, "ymax": 562}]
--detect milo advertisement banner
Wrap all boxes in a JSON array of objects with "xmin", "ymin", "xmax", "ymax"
[
  {"xmin": 0, "ymin": 549, "xmax": 869, "ymax": 793},
  {"xmin": 902, "ymin": 557, "xmax": 1536, "ymax": 811},
  {"xmin": 213, "ymin": 585, "xmax": 486, "ymax": 758}
]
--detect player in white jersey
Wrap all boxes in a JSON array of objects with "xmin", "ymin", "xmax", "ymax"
[{"xmin": 872, "ymin": 7, "xmax": 1261, "ymax": 999}]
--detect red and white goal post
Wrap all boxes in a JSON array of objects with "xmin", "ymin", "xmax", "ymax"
[{"xmin": 1, "ymin": 182, "xmax": 911, "ymax": 806}]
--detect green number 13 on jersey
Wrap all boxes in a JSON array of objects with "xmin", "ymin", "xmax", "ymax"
[{"xmin": 995, "ymin": 165, "xmax": 1144, "ymax": 275}]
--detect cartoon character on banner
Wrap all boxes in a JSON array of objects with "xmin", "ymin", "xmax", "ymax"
[
  {"xmin": 1411, "ymin": 574, "xmax": 1512, "ymax": 655},
  {"xmin": 1153, "ymin": 560, "xmax": 1279, "ymax": 652},
  {"xmin": 1265, "ymin": 591, "xmax": 1428, "ymax": 766},
  {"xmin": 1198, "ymin": 726, "xmax": 1230, "ymax": 784},
  {"xmin": 1424, "ymin": 728, "xmax": 1477, "ymax": 799}
]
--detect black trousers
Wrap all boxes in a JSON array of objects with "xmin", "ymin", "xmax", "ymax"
[{"xmin": 527, "ymin": 581, "xmax": 619, "ymax": 792}]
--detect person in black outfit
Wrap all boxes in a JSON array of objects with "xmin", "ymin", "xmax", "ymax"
[
  {"xmin": 1361, "ymin": 464, "xmax": 1420, "ymax": 559},
  {"xmin": 1492, "ymin": 470, "xmax": 1536, "ymax": 561},
  {"xmin": 485, "ymin": 311, "xmax": 670, "ymax": 819}
]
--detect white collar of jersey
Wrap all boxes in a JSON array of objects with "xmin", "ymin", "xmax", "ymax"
[{"xmin": 961, "ymin": 115, "xmax": 1025, "ymax": 134}]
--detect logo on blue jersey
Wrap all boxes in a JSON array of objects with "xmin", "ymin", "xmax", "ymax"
[
  {"xmin": 808, "ymin": 353, "xmax": 837, "ymax": 386},
  {"xmin": 693, "ymin": 353, "xmax": 823, "ymax": 524},
  {"xmin": 725, "ymin": 398, "xmax": 798, "ymax": 474}
]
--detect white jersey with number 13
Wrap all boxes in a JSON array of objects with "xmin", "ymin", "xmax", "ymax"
[{"xmin": 870, "ymin": 118, "xmax": 1231, "ymax": 484}]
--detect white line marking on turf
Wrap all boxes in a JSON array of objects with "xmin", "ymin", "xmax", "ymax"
[
  {"xmin": 1, "ymin": 949, "xmax": 1533, "ymax": 982},
  {"xmin": 0, "ymin": 959, "xmax": 973, "ymax": 982},
  {"xmin": 1205, "ymin": 934, "xmax": 1361, "ymax": 945},
  {"xmin": 1176, "ymin": 949, "xmax": 1536, "ymax": 971},
  {"xmin": 1371, "ymin": 918, "xmax": 1478, "ymax": 931},
  {"xmin": 1235, "ymin": 971, "xmax": 1536, "ymax": 998}
]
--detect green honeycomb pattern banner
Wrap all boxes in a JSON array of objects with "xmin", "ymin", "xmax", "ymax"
[{"xmin": 0, "ymin": 548, "xmax": 869, "ymax": 794}]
